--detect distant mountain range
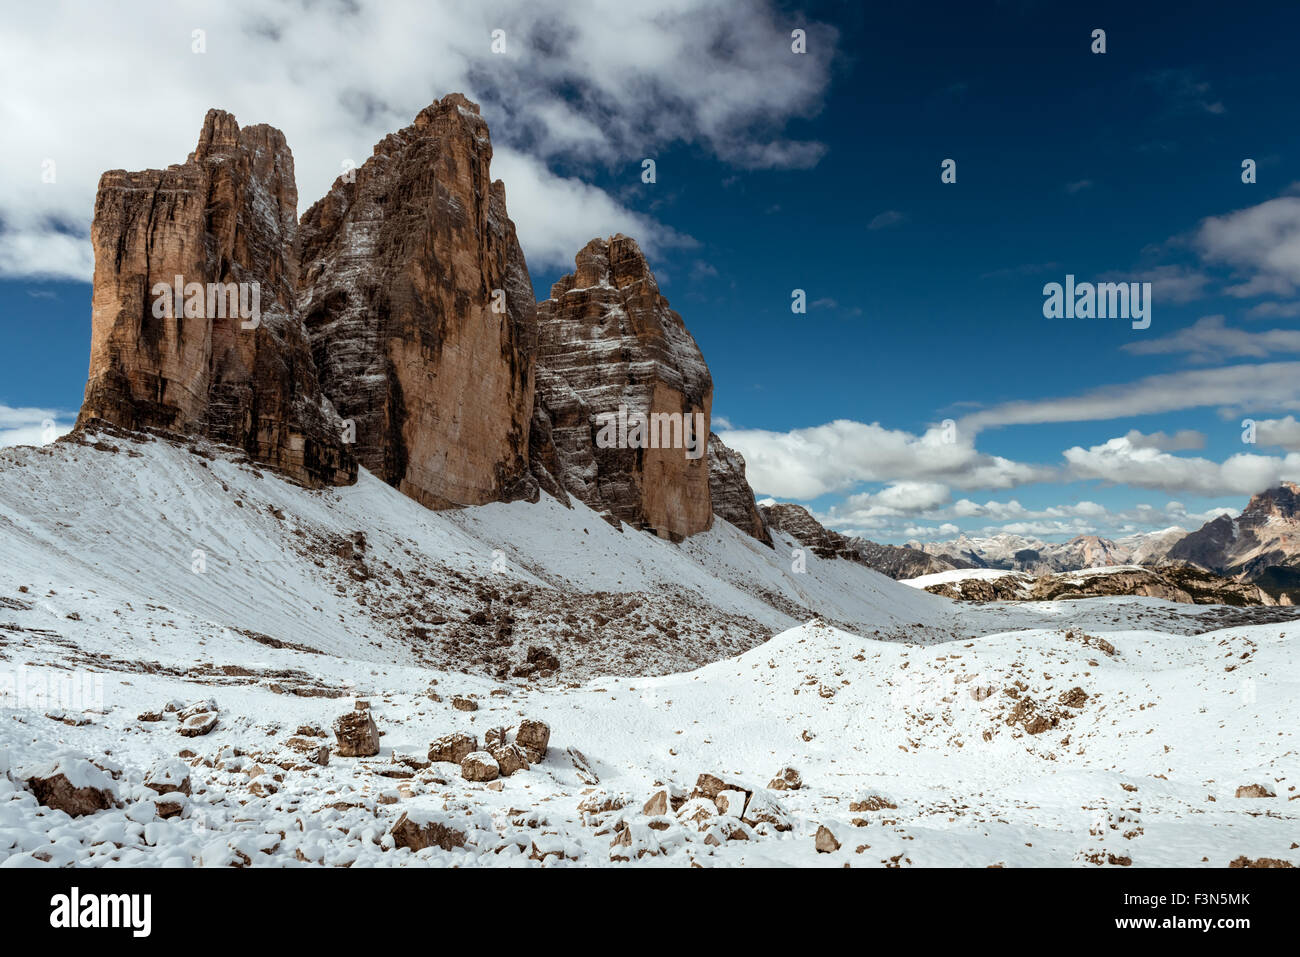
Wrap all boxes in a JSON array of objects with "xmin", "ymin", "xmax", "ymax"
[
  {"xmin": 891, "ymin": 482, "xmax": 1300, "ymax": 603},
  {"xmin": 905, "ymin": 528, "xmax": 1188, "ymax": 574}
]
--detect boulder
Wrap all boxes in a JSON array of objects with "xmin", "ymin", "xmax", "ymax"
[
  {"xmin": 332, "ymin": 710, "xmax": 380, "ymax": 757},
  {"xmin": 389, "ymin": 811, "xmax": 467, "ymax": 852},
  {"xmin": 460, "ymin": 751, "xmax": 500, "ymax": 782},
  {"xmin": 428, "ymin": 732, "xmax": 478, "ymax": 765},
  {"xmin": 815, "ymin": 825, "xmax": 841, "ymax": 853},
  {"xmin": 515, "ymin": 718, "xmax": 551, "ymax": 763},
  {"xmin": 25, "ymin": 757, "xmax": 121, "ymax": 817}
]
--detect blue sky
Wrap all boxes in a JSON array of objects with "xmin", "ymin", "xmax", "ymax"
[{"xmin": 3, "ymin": 0, "xmax": 1300, "ymax": 544}]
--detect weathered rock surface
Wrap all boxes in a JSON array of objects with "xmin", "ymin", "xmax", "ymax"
[
  {"xmin": 460, "ymin": 751, "xmax": 500, "ymax": 782},
  {"xmin": 515, "ymin": 718, "xmax": 551, "ymax": 763},
  {"xmin": 708, "ymin": 433, "xmax": 771, "ymax": 545},
  {"xmin": 389, "ymin": 812, "xmax": 467, "ymax": 852},
  {"xmin": 25, "ymin": 758, "xmax": 121, "ymax": 817},
  {"xmin": 332, "ymin": 710, "xmax": 380, "ymax": 757},
  {"xmin": 1169, "ymin": 482, "xmax": 1300, "ymax": 602},
  {"xmin": 427, "ymin": 731, "xmax": 477, "ymax": 765},
  {"xmin": 298, "ymin": 93, "xmax": 538, "ymax": 510},
  {"xmin": 531, "ymin": 235, "xmax": 713, "ymax": 541},
  {"xmin": 77, "ymin": 108, "xmax": 355, "ymax": 488}
]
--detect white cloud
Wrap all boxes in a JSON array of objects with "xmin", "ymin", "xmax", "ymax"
[
  {"xmin": 0, "ymin": 405, "xmax": 74, "ymax": 448},
  {"xmin": 1063, "ymin": 433, "xmax": 1300, "ymax": 496},
  {"xmin": 960, "ymin": 362, "xmax": 1300, "ymax": 432},
  {"xmin": 1196, "ymin": 196, "xmax": 1300, "ymax": 298},
  {"xmin": 718, "ymin": 419, "xmax": 1050, "ymax": 499},
  {"xmin": 1251, "ymin": 415, "xmax": 1300, "ymax": 450},
  {"xmin": 0, "ymin": 0, "xmax": 835, "ymax": 279},
  {"xmin": 1123, "ymin": 315, "xmax": 1300, "ymax": 361}
]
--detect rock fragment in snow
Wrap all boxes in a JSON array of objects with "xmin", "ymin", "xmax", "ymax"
[
  {"xmin": 815, "ymin": 825, "xmax": 841, "ymax": 853},
  {"xmin": 428, "ymin": 731, "xmax": 478, "ymax": 764},
  {"xmin": 461, "ymin": 751, "xmax": 500, "ymax": 782},
  {"xmin": 332, "ymin": 709, "xmax": 380, "ymax": 757}
]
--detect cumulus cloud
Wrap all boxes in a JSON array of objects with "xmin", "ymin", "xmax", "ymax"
[
  {"xmin": 1062, "ymin": 433, "xmax": 1300, "ymax": 496},
  {"xmin": 1251, "ymin": 415, "xmax": 1300, "ymax": 450},
  {"xmin": 718, "ymin": 419, "xmax": 1051, "ymax": 499},
  {"xmin": 0, "ymin": 0, "xmax": 835, "ymax": 279}
]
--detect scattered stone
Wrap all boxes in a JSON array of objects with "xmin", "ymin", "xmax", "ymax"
[
  {"xmin": 1229, "ymin": 856, "xmax": 1293, "ymax": 868},
  {"xmin": 144, "ymin": 758, "xmax": 192, "ymax": 796},
  {"xmin": 815, "ymin": 825, "xmax": 841, "ymax": 853},
  {"xmin": 850, "ymin": 794, "xmax": 898, "ymax": 812},
  {"xmin": 451, "ymin": 696, "xmax": 478, "ymax": 712},
  {"xmin": 1059, "ymin": 687, "xmax": 1089, "ymax": 708},
  {"xmin": 428, "ymin": 732, "xmax": 478, "ymax": 764},
  {"xmin": 25, "ymin": 757, "xmax": 121, "ymax": 817},
  {"xmin": 1236, "ymin": 783, "xmax": 1276, "ymax": 798},
  {"xmin": 332, "ymin": 710, "xmax": 380, "ymax": 757},
  {"xmin": 516, "ymin": 718, "xmax": 551, "ymax": 763},
  {"xmin": 768, "ymin": 767, "xmax": 802, "ymax": 791},
  {"xmin": 461, "ymin": 751, "xmax": 500, "ymax": 782},
  {"xmin": 178, "ymin": 711, "xmax": 218, "ymax": 737},
  {"xmin": 390, "ymin": 812, "xmax": 467, "ymax": 852}
]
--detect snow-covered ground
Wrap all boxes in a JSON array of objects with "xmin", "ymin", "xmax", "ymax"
[{"xmin": 1, "ymin": 432, "xmax": 1297, "ymax": 867}]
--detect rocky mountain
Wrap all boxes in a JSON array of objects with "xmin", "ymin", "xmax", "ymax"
[
  {"xmin": 761, "ymin": 503, "xmax": 960, "ymax": 578},
  {"xmin": 911, "ymin": 564, "xmax": 1282, "ymax": 607},
  {"xmin": 529, "ymin": 235, "xmax": 713, "ymax": 541},
  {"xmin": 298, "ymin": 93, "xmax": 538, "ymax": 509},
  {"xmin": 707, "ymin": 433, "xmax": 772, "ymax": 546},
  {"xmin": 1167, "ymin": 483, "xmax": 1300, "ymax": 599},
  {"xmin": 76, "ymin": 109, "xmax": 355, "ymax": 488},
  {"xmin": 910, "ymin": 529, "xmax": 1185, "ymax": 574}
]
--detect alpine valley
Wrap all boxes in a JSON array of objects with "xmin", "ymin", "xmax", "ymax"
[{"xmin": 2, "ymin": 98, "xmax": 1298, "ymax": 870}]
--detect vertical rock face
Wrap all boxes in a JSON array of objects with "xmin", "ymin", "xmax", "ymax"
[
  {"xmin": 532, "ymin": 235, "xmax": 713, "ymax": 541},
  {"xmin": 297, "ymin": 94, "xmax": 537, "ymax": 509},
  {"xmin": 77, "ymin": 110, "xmax": 355, "ymax": 487},
  {"xmin": 707, "ymin": 433, "xmax": 772, "ymax": 546}
]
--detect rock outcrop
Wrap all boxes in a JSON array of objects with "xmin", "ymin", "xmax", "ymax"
[
  {"xmin": 761, "ymin": 503, "xmax": 956, "ymax": 578},
  {"xmin": 1168, "ymin": 483, "xmax": 1300, "ymax": 601},
  {"xmin": 298, "ymin": 93, "xmax": 538, "ymax": 509},
  {"xmin": 531, "ymin": 235, "xmax": 713, "ymax": 541},
  {"xmin": 77, "ymin": 109, "xmax": 355, "ymax": 487},
  {"xmin": 707, "ymin": 433, "xmax": 771, "ymax": 545}
]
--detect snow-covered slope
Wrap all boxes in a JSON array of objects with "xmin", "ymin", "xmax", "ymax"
[{"xmin": 2, "ymin": 432, "xmax": 1297, "ymax": 868}]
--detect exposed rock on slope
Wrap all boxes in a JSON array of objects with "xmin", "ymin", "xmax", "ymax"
[
  {"xmin": 707, "ymin": 433, "xmax": 771, "ymax": 545},
  {"xmin": 298, "ymin": 93, "xmax": 538, "ymax": 509},
  {"xmin": 761, "ymin": 503, "xmax": 959, "ymax": 578},
  {"xmin": 919, "ymin": 564, "xmax": 1278, "ymax": 606},
  {"xmin": 77, "ymin": 109, "xmax": 355, "ymax": 487},
  {"xmin": 530, "ymin": 235, "xmax": 713, "ymax": 541},
  {"xmin": 1168, "ymin": 483, "xmax": 1300, "ymax": 600}
]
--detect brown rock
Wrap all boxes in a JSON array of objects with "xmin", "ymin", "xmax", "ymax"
[
  {"xmin": 389, "ymin": 812, "xmax": 467, "ymax": 852},
  {"xmin": 177, "ymin": 712, "xmax": 218, "ymax": 737},
  {"xmin": 1236, "ymin": 783, "xmax": 1276, "ymax": 798},
  {"xmin": 25, "ymin": 760, "xmax": 120, "ymax": 817},
  {"xmin": 815, "ymin": 825, "xmax": 841, "ymax": 853},
  {"xmin": 451, "ymin": 696, "xmax": 478, "ymax": 712},
  {"xmin": 460, "ymin": 751, "xmax": 500, "ymax": 782},
  {"xmin": 515, "ymin": 718, "xmax": 550, "ymax": 763},
  {"xmin": 144, "ymin": 759, "xmax": 192, "ymax": 797},
  {"xmin": 76, "ymin": 108, "xmax": 354, "ymax": 487},
  {"xmin": 332, "ymin": 710, "xmax": 380, "ymax": 757},
  {"xmin": 707, "ymin": 433, "xmax": 772, "ymax": 545},
  {"xmin": 428, "ymin": 732, "xmax": 478, "ymax": 764},
  {"xmin": 298, "ymin": 93, "xmax": 537, "ymax": 509},
  {"xmin": 1229, "ymin": 856, "xmax": 1294, "ymax": 868},
  {"xmin": 490, "ymin": 742, "xmax": 530, "ymax": 777},
  {"xmin": 531, "ymin": 235, "xmax": 713, "ymax": 541},
  {"xmin": 767, "ymin": 767, "xmax": 802, "ymax": 791}
]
